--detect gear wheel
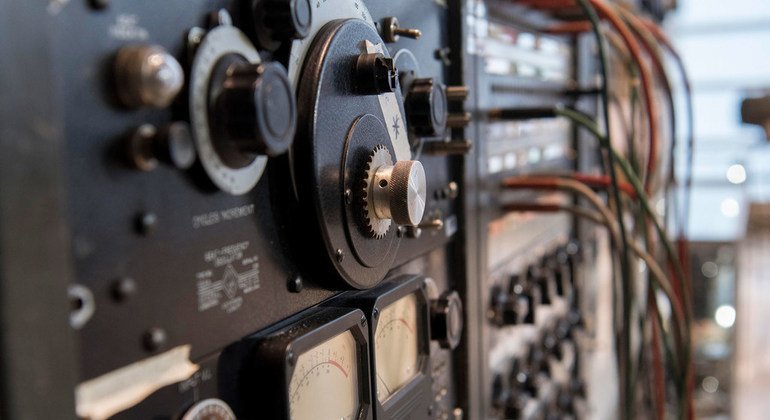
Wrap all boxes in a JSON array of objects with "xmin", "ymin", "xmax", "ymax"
[{"xmin": 362, "ymin": 145, "xmax": 394, "ymax": 239}]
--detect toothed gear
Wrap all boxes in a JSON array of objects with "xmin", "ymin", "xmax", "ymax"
[{"xmin": 362, "ymin": 145, "xmax": 393, "ymax": 239}]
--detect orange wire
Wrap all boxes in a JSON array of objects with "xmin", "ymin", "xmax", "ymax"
[
  {"xmin": 544, "ymin": 21, "xmax": 593, "ymax": 35},
  {"xmin": 587, "ymin": 0, "xmax": 660, "ymax": 194},
  {"xmin": 526, "ymin": 0, "xmax": 662, "ymax": 194},
  {"xmin": 571, "ymin": 173, "xmax": 637, "ymax": 198},
  {"xmin": 642, "ymin": 19, "xmax": 696, "ymax": 420}
]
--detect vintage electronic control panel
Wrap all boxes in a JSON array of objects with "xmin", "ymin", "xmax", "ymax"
[{"xmin": 0, "ymin": 0, "xmax": 622, "ymax": 419}]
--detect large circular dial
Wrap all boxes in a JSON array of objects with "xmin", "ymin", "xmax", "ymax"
[
  {"xmin": 374, "ymin": 293, "xmax": 420, "ymax": 403},
  {"xmin": 288, "ymin": 331, "xmax": 360, "ymax": 420},
  {"xmin": 188, "ymin": 18, "xmax": 295, "ymax": 195}
]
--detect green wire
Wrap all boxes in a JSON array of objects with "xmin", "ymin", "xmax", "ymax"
[
  {"xmin": 557, "ymin": 105, "xmax": 692, "ymax": 418},
  {"xmin": 573, "ymin": 1, "xmax": 636, "ymax": 417}
]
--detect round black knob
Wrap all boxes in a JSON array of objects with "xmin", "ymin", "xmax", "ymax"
[
  {"xmin": 430, "ymin": 290, "xmax": 463, "ymax": 350},
  {"xmin": 404, "ymin": 78, "xmax": 447, "ymax": 137},
  {"xmin": 255, "ymin": 0, "xmax": 312, "ymax": 49},
  {"xmin": 215, "ymin": 61, "xmax": 296, "ymax": 159}
]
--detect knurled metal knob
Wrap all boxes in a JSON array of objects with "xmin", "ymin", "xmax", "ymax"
[{"xmin": 372, "ymin": 160, "xmax": 427, "ymax": 226}]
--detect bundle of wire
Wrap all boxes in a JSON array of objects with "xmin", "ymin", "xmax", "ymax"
[{"xmin": 500, "ymin": 0, "xmax": 695, "ymax": 418}]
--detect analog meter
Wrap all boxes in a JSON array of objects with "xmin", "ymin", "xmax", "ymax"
[
  {"xmin": 288, "ymin": 330, "xmax": 360, "ymax": 419},
  {"xmin": 221, "ymin": 307, "xmax": 373, "ymax": 420},
  {"xmin": 374, "ymin": 293, "xmax": 420, "ymax": 402},
  {"xmin": 329, "ymin": 275, "xmax": 432, "ymax": 419}
]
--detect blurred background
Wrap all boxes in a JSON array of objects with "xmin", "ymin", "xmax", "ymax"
[{"xmin": 665, "ymin": 0, "xmax": 770, "ymax": 417}]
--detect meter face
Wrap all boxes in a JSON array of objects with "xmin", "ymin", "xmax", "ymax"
[
  {"xmin": 374, "ymin": 293, "xmax": 420, "ymax": 403},
  {"xmin": 288, "ymin": 330, "xmax": 361, "ymax": 420}
]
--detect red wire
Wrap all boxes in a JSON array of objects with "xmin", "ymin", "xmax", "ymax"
[
  {"xmin": 543, "ymin": 21, "xmax": 593, "ymax": 35},
  {"xmin": 642, "ymin": 20, "xmax": 696, "ymax": 420},
  {"xmin": 525, "ymin": 0, "xmax": 661, "ymax": 194},
  {"xmin": 587, "ymin": 0, "xmax": 660, "ymax": 194},
  {"xmin": 572, "ymin": 173, "xmax": 637, "ymax": 198},
  {"xmin": 514, "ymin": 2, "xmax": 691, "ymax": 417}
]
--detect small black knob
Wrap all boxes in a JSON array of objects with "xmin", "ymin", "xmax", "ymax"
[
  {"xmin": 255, "ymin": 0, "xmax": 312, "ymax": 49},
  {"xmin": 529, "ymin": 346, "xmax": 549, "ymax": 375},
  {"xmin": 215, "ymin": 61, "xmax": 296, "ymax": 158},
  {"xmin": 546, "ymin": 253, "xmax": 567, "ymax": 297},
  {"xmin": 542, "ymin": 329, "xmax": 563, "ymax": 361},
  {"xmin": 155, "ymin": 122, "xmax": 196, "ymax": 170},
  {"xmin": 489, "ymin": 283, "xmax": 529, "ymax": 327},
  {"xmin": 430, "ymin": 291, "xmax": 463, "ymax": 350},
  {"xmin": 405, "ymin": 78, "xmax": 448, "ymax": 137},
  {"xmin": 510, "ymin": 358, "xmax": 537, "ymax": 396},
  {"xmin": 512, "ymin": 273, "xmax": 537, "ymax": 325},
  {"xmin": 356, "ymin": 53, "xmax": 397, "ymax": 95}
]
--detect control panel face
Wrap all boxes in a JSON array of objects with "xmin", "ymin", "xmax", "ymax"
[{"xmin": 38, "ymin": 0, "xmax": 468, "ymax": 418}]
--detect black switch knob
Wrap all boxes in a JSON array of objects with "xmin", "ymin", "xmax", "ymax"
[
  {"xmin": 255, "ymin": 0, "xmax": 312, "ymax": 49},
  {"xmin": 510, "ymin": 358, "xmax": 538, "ymax": 396},
  {"xmin": 548, "ymin": 253, "xmax": 567, "ymax": 297},
  {"xmin": 491, "ymin": 374, "xmax": 510, "ymax": 411},
  {"xmin": 356, "ymin": 53, "xmax": 397, "ymax": 95},
  {"xmin": 430, "ymin": 291, "xmax": 463, "ymax": 350},
  {"xmin": 405, "ymin": 78, "xmax": 448, "ymax": 137},
  {"xmin": 528, "ymin": 265, "xmax": 553, "ymax": 305},
  {"xmin": 215, "ymin": 61, "xmax": 296, "ymax": 158},
  {"xmin": 514, "ymin": 274, "xmax": 536, "ymax": 324}
]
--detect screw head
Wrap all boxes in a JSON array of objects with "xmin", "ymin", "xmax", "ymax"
[
  {"xmin": 112, "ymin": 277, "xmax": 137, "ymax": 302},
  {"xmin": 143, "ymin": 327, "xmax": 167, "ymax": 352},
  {"xmin": 336, "ymin": 248, "xmax": 344, "ymax": 262},
  {"xmin": 136, "ymin": 212, "xmax": 158, "ymax": 236},
  {"xmin": 288, "ymin": 275, "xmax": 304, "ymax": 293}
]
